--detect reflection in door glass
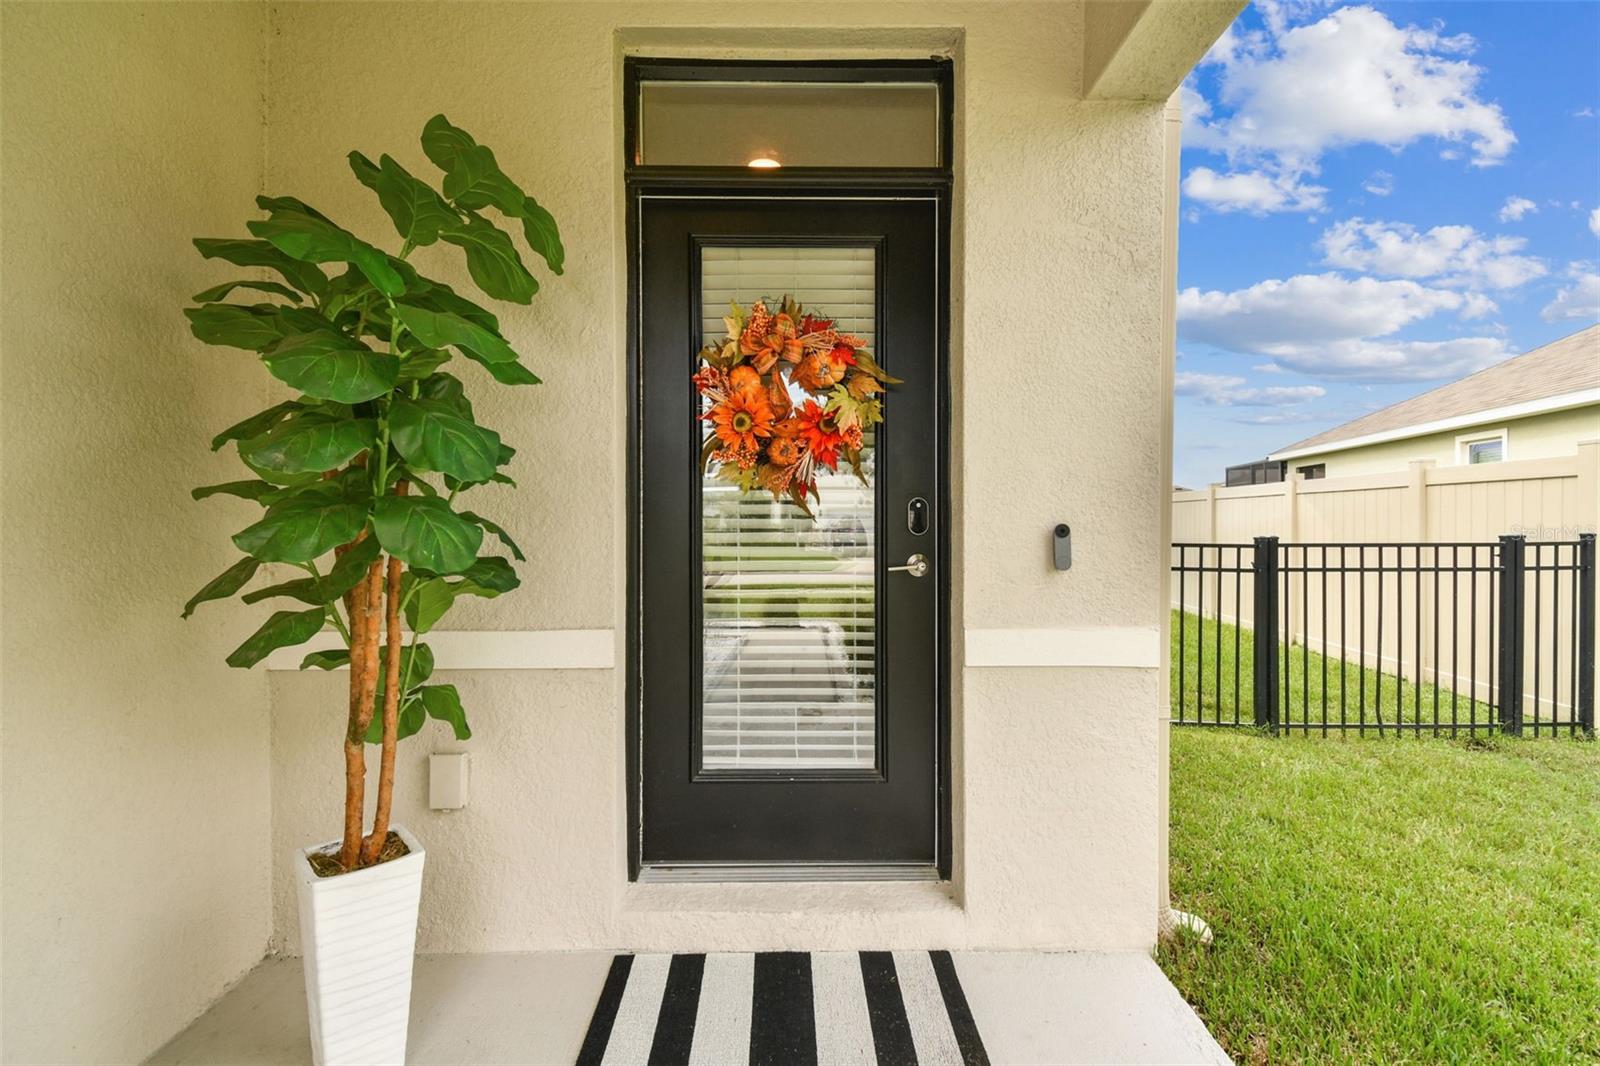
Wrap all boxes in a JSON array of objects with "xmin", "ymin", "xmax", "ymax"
[{"xmin": 700, "ymin": 246, "xmax": 877, "ymax": 770}]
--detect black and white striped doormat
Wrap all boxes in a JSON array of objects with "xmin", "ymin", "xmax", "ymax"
[{"xmin": 577, "ymin": 951, "xmax": 988, "ymax": 1065}]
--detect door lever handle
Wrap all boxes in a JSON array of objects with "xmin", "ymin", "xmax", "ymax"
[{"xmin": 887, "ymin": 553, "xmax": 930, "ymax": 578}]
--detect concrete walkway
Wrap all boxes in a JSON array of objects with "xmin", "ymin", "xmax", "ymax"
[{"xmin": 149, "ymin": 950, "xmax": 1226, "ymax": 1065}]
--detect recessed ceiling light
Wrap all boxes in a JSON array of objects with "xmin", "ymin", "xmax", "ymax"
[{"xmin": 747, "ymin": 156, "xmax": 781, "ymax": 169}]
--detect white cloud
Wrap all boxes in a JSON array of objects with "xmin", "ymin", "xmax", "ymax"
[
  {"xmin": 1182, "ymin": 166, "xmax": 1327, "ymax": 214},
  {"xmin": 1575, "ymin": 107, "xmax": 1597, "ymax": 119},
  {"xmin": 1590, "ymin": 207, "xmax": 1600, "ymax": 239},
  {"xmin": 1319, "ymin": 218, "xmax": 1546, "ymax": 290},
  {"xmin": 1231, "ymin": 411, "xmax": 1327, "ymax": 426},
  {"xmin": 1540, "ymin": 267, "xmax": 1600, "ymax": 323},
  {"xmin": 1177, "ymin": 272, "xmax": 1511, "ymax": 381},
  {"xmin": 1497, "ymin": 196, "xmax": 1537, "ymax": 222},
  {"xmin": 1175, "ymin": 371, "xmax": 1326, "ymax": 406},
  {"xmin": 1183, "ymin": 6, "xmax": 1515, "ymax": 214},
  {"xmin": 1268, "ymin": 337, "xmax": 1512, "ymax": 381},
  {"xmin": 1363, "ymin": 170, "xmax": 1394, "ymax": 196}
]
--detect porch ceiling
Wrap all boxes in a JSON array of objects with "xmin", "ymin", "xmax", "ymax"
[{"xmin": 1084, "ymin": 0, "xmax": 1247, "ymax": 101}]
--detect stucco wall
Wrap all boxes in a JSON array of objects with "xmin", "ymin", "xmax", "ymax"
[
  {"xmin": 1283, "ymin": 405, "xmax": 1600, "ymax": 478},
  {"xmin": 0, "ymin": 4, "xmax": 275, "ymax": 1062},
  {"xmin": 263, "ymin": 0, "xmax": 1175, "ymax": 957}
]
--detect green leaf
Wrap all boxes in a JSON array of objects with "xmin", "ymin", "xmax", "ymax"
[
  {"xmin": 519, "ymin": 195, "xmax": 564, "ymax": 275},
  {"xmin": 476, "ymin": 357, "xmax": 541, "ymax": 386},
  {"xmin": 362, "ymin": 691, "xmax": 427, "ymax": 743},
  {"xmin": 241, "ymin": 457, "xmax": 323, "ymax": 489},
  {"xmin": 438, "ymin": 213, "xmax": 537, "ymax": 304},
  {"xmin": 459, "ymin": 511, "xmax": 525, "ymax": 562},
  {"xmin": 414, "ymin": 284, "xmax": 500, "ymax": 333},
  {"xmin": 185, "ymin": 305, "xmax": 283, "ymax": 351},
  {"xmin": 393, "ymin": 641, "xmax": 436, "ymax": 688},
  {"xmin": 248, "ymin": 208, "xmax": 405, "ymax": 297},
  {"xmin": 453, "ymin": 556, "xmax": 519, "ymax": 597},
  {"xmin": 420, "ymin": 115, "xmax": 482, "ymax": 183},
  {"xmin": 263, "ymin": 332, "xmax": 399, "ymax": 403},
  {"xmin": 276, "ymin": 306, "xmax": 339, "ymax": 334},
  {"xmin": 346, "ymin": 150, "xmax": 381, "ymax": 186},
  {"xmin": 301, "ymin": 648, "xmax": 349, "ymax": 670},
  {"xmin": 349, "ymin": 151, "xmax": 459, "ymax": 246},
  {"xmin": 441, "ymin": 144, "xmax": 525, "ymax": 215},
  {"xmin": 365, "ymin": 694, "xmax": 420, "ymax": 744},
  {"xmin": 398, "ymin": 347, "xmax": 452, "ymax": 381},
  {"xmin": 363, "ymin": 642, "xmax": 437, "ymax": 742},
  {"xmin": 419, "ymin": 684, "xmax": 471, "ymax": 740},
  {"xmin": 239, "ymin": 413, "xmax": 377, "ymax": 474},
  {"xmin": 373, "ymin": 496, "xmax": 482, "ymax": 574},
  {"xmin": 420, "ymin": 115, "xmax": 563, "ymax": 275},
  {"xmin": 325, "ymin": 534, "xmax": 383, "ymax": 594},
  {"xmin": 255, "ymin": 194, "xmax": 333, "ymax": 221},
  {"xmin": 232, "ymin": 482, "xmax": 368, "ymax": 563},
  {"xmin": 389, "ymin": 398, "xmax": 501, "ymax": 483},
  {"xmin": 182, "ymin": 556, "xmax": 260, "ymax": 618},
  {"xmin": 193, "ymin": 238, "xmax": 330, "ymax": 298},
  {"xmin": 404, "ymin": 577, "xmax": 456, "ymax": 633},
  {"xmin": 246, "ymin": 537, "xmax": 380, "ymax": 605},
  {"xmin": 226, "ymin": 608, "xmax": 326, "ymax": 668},
  {"xmin": 240, "ymin": 577, "xmax": 328, "ymax": 606},
  {"xmin": 192, "ymin": 480, "xmax": 278, "ymax": 502},
  {"xmin": 400, "ymin": 697, "xmax": 427, "ymax": 739},
  {"xmin": 392, "ymin": 303, "xmax": 517, "ymax": 364},
  {"xmin": 415, "ymin": 373, "xmax": 472, "ymax": 417},
  {"xmin": 210, "ymin": 401, "xmax": 301, "ymax": 451},
  {"xmin": 192, "ymin": 280, "xmax": 304, "ymax": 304}
]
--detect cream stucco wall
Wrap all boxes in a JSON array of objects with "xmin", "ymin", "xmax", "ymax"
[
  {"xmin": 261, "ymin": 0, "xmax": 1181, "ymax": 957},
  {"xmin": 0, "ymin": 4, "xmax": 276, "ymax": 1062},
  {"xmin": 1285, "ymin": 405, "xmax": 1600, "ymax": 479}
]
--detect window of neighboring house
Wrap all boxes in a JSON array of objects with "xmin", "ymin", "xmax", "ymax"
[
  {"xmin": 1457, "ymin": 429, "xmax": 1508, "ymax": 465},
  {"xmin": 1297, "ymin": 464, "xmax": 1326, "ymax": 479}
]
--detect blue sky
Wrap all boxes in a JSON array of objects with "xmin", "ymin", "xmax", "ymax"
[{"xmin": 1174, "ymin": 0, "xmax": 1600, "ymax": 488}]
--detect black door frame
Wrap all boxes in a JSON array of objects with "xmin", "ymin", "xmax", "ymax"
[{"xmin": 623, "ymin": 57, "xmax": 954, "ymax": 880}]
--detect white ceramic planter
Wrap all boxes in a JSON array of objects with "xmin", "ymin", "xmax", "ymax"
[{"xmin": 294, "ymin": 824, "xmax": 425, "ymax": 1066}]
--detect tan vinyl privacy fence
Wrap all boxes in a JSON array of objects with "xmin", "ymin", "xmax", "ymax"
[
  {"xmin": 1175, "ymin": 443, "xmax": 1599, "ymax": 547},
  {"xmin": 1172, "ymin": 442, "xmax": 1599, "ymax": 726}
]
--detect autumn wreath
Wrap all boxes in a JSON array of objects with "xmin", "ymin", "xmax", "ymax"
[{"xmin": 695, "ymin": 296, "xmax": 899, "ymax": 517}]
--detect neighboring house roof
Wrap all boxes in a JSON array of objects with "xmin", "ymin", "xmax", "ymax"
[{"xmin": 1272, "ymin": 324, "xmax": 1600, "ymax": 461}]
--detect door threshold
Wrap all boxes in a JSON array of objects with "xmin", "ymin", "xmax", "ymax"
[{"xmin": 638, "ymin": 862, "xmax": 941, "ymax": 884}]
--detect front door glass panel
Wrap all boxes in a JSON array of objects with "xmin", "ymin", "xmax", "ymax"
[{"xmin": 699, "ymin": 246, "xmax": 878, "ymax": 771}]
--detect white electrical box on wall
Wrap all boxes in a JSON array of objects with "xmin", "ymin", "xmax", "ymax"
[{"xmin": 429, "ymin": 752, "xmax": 469, "ymax": 810}]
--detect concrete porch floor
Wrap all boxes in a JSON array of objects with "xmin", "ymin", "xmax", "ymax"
[{"xmin": 148, "ymin": 950, "xmax": 1226, "ymax": 1065}]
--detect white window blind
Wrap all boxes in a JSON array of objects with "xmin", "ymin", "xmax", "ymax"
[{"xmin": 699, "ymin": 246, "xmax": 878, "ymax": 770}]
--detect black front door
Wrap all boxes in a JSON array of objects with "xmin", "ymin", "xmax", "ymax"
[{"xmin": 634, "ymin": 196, "xmax": 944, "ymax": 872}]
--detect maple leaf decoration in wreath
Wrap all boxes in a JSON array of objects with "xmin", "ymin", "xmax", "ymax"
[{"xmin": 693, "ymin": 296, "xmax": 901, "ymax": 518}]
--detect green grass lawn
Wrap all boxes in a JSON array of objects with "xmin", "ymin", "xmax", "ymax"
[
  {"xmin": 1172, "ymin": 610, "xmax": 1510, "ymax": 733},
  {"xmin": 1160, "ymin": 728, "xmax": 1600, "ymax": 1064}
]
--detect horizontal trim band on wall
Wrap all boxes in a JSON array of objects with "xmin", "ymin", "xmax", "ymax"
[
  {"xmin": 267, "ymin": 628, "xmax": 1162, "ymax": 671},
  {"xmin": 964, "ymin": 627, "xmax": 1161, "ymax": 668},
  {"xmin": 264, "ymin": 630, "xmax": 615, "ymax": 671}
]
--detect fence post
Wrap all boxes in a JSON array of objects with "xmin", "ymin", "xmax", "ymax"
[
  {"xmin": 1497, "ymin": 534, "xmax": 1526, "ymax": 735},
  {"xmin": 1252, "ymin": 535, "xmax": 1280, "ymax": 732},
  {"xmin": 1578, "ymin": 532, "xmax": 1595, "ymax": 736}
]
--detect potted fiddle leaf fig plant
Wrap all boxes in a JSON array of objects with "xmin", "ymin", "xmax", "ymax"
[{"xmin": 181, "ymin": 115, "xmax": 561, "ymax": 1066}]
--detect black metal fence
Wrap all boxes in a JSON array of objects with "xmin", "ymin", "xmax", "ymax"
[{"xmin": 1171, "ymin": 534, "xmax": 1596, "ymax": 737}]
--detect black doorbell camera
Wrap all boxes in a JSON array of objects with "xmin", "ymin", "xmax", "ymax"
[{"xmin": 1053, "ymin": 524, "xmax": 1072, "ymax": 571}]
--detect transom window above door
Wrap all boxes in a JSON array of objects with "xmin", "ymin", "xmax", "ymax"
[{"xmin": 625, "ymin": 59, "xmax": 953, "ymax": 174}]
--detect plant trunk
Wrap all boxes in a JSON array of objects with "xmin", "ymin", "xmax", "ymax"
[
  {"xmin": 339, "ymin": 559, "xmax": 384, "ymax": 870},
  {"xmin": 362, "ymin": 487, "xmax": 407, "ymax": 865}
]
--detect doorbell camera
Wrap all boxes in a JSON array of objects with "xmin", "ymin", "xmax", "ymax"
[{"xmin": 1052, "ymin": 523, "xmax": 1072, "ymax": 571}]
